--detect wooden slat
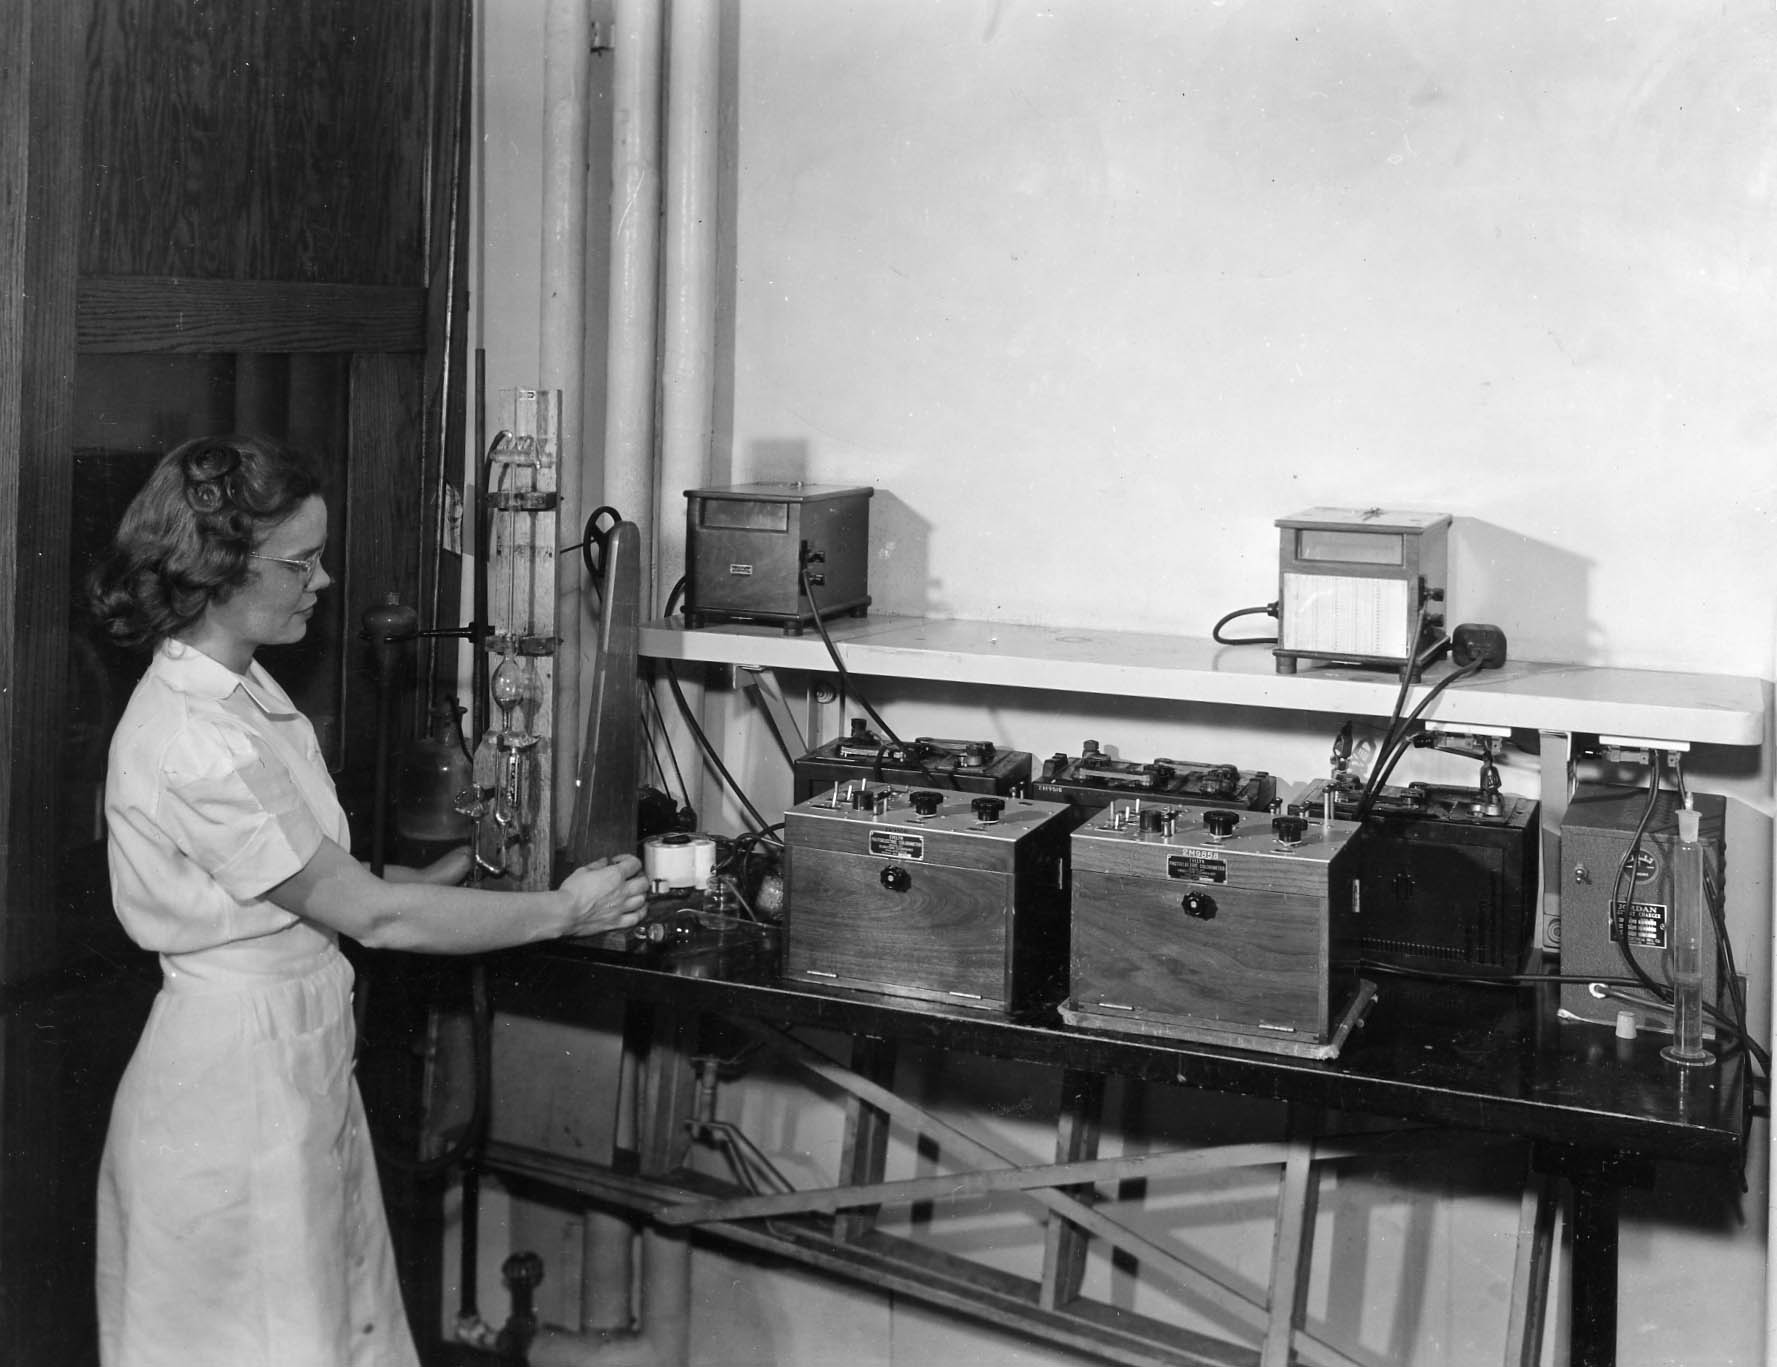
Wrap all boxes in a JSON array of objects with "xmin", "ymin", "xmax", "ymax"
[
  {"xmin": 833, "ymin": 1035, "xmax": 897, "ymax": 1243},
  {"xmin": 1505, "ymin": 1159, "xmax": 1558, "ymax": 1367},
  {"xmin": 473, "ymin": 1143, "xmax": 1261, "ymax": 1367},
  {"xmin": 1041, "ymin": 1070, "xmax": 1104, "ymax": 1310},
  {"xmin": 3, "ymin": 0, "xmax": 85, "ymax": 985},
  {"xmin": 2, "ymin": 12, "xmax": 94, "ymax": 1367},
  {"xmin": 635, "ymin": 1007, "xmax": 701, "ymax": 1179},
  {"xmin": 77, "ymin": 277, "xmax": 428, "ymax": 353},
  {"xmin": 1261, "ymin": 1110, "xmax": 1319, "ymax": 1367}
]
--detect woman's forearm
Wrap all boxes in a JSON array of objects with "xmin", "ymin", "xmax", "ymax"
[{"xmin": 272, "ymin": 838, "xmax": 605, "ymax": 954}]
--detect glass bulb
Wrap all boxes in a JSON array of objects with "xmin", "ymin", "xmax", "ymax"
[{"xmin": 491, "ymin": 656, "xmax": 524, "ymax": 720}]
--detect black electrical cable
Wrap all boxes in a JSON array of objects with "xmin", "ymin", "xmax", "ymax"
[
  {"xmin": 1359, "ymin": 960, "xmax": 1771, "ymax": 1082},
  {"xmin": 662, "ymin": 576, "xmax": 778, "ymax": 834},
  {"xmin": 661, "ymin": 664, "xmax": 777, "ymax": 834},
  {"xmin": 1671, "ymin": 752, "xmax": 1754, "ymax": 1056},
  {"xmin": 1706, "ymin": 866, "xmax": 1753, "ymax": 1073},
  {"xmin": 641, "ymin": 681, "xmax": 693, "ymax": 817},
  {"xmin": 1352, "ymin": 616, "xmax": 1428, "ymax": 822},
  {"xmin": 1612, "ymin": 758, "xmax": 1669, "ymax": 1003},
  {"xmin": 1212, "ymin": 603, "xmax": 1279, "ymax": 646},
  {"xmin": 1669, "ymin": 755, "xmax": 1750, "ymax": 1047},
  {"xmin": 799, "ymin": 559, "xmax": 902, "ymax": 747},
  {"xmin": 1353, "ymin": 660, "xmax": 1488, "ymax": 821}
]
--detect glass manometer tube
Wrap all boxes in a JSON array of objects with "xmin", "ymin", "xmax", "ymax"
[{"xmin": 1661, "ymin": 805, "xmax": 1713, "ymax": 1068}]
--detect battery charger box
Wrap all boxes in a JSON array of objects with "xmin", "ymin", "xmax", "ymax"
[
  {"xmin": 1062, "ymin": 807, "xmax": 1368, "ymax": 1057},
  {"xmin": 783, "ymin": 786, "xmax": 1074, "ymax": 1013},
  {"xmin": 683, "ymin": 482, "xmax": 872, "ymax": 633}
]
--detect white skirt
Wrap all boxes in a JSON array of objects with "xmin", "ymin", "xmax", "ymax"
[{"xmin": 96, "ymin": 927, "xmax": 420, "ymax": 1367}]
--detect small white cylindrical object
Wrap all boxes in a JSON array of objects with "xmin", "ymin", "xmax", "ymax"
[{"xmin": 643, "ymin": 833, "xmax": 718, "ymax": 890}]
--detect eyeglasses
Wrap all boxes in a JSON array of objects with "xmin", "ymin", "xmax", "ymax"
[{"xmin": 248, "ymin": 549, "xmax": 323, "ymax": 586}]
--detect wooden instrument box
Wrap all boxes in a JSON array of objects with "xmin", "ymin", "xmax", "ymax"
[
  {"xmin": 1062, "ymin": 806, "xmax": 1369, "ymax": 1057},
  {"xmin": 784, "ymin": 786, "xmax": 1074, "ymax": 1013}
]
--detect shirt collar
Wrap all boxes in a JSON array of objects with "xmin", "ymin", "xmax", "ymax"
[{"xmin": 155, "ymin": 639, "xmax": 301, "ymax": 718}]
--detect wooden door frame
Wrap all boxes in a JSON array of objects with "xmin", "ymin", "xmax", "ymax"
[{"xmin": 0, "ymin": 0, "xmax": 473, "ymax": 1359}]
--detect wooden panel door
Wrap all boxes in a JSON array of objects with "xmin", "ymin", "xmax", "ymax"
[{"xmin": 0, "ymin": 2, "xmax": 472, "ymax": 1361}]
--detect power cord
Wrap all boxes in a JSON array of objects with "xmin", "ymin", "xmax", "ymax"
[
  {"xmin": 662, "ymin": 575, "xmax": 779, "ymax": 835},
  {"xmin": 1212, "ymin": 602, "xmax": 1278, "ymax": 646},
  {"xmin": 799, "ymin": 555, "xmax": 902, "ymax": 747}
]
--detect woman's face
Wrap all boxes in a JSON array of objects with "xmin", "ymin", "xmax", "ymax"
[{"xmin": 189, "ymin": 495, "xmax": 333, "ymax": 671}]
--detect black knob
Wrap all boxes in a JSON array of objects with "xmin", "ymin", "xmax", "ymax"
[
  {"xmin": 1140, "ymin": 807, "xmax": 1167, "ymax": 833},
  {"xmin": 880, "ymin": 865, "xmax": 912, "ymax": 893},
  {"xmin": 909, "ymin": 790, "xmax": 944, "ymax": 817},
  {"xmin": 1272, "ymin": 814, "xmax": 1307, "ymax": 846},
  {"xmin": 1182, "ymin": 892, "xmax": 1218, "ymax": 920},
  {"xmin": 850, "ymin": 786, "xmax": 877, "ymax": 809},
  {"xmin": 1202, "ymin": 809, "xmax": 1241, "ymax": 839},
  {"xmin": 971, "ymin": 796, "xmax": 1005, "ymax": 824}
]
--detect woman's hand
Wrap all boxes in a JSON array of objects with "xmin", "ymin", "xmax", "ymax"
[{"xmin": 558, "ymin": 854, "xmax": 650, "ymax": 938}]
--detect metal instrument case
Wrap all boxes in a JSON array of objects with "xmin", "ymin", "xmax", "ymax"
[
  {"xmin": 1558, "ymin": 784, "xmax": 1728, "ymax": 1029},
  {"xmin": 1027, "ymin": 745, "xmax": 1278, "ymax": 828},
  {"xmin": 683, "ymin": 482, "xmax": 873, "ymax": 632},
  {"xmin": 793, "ymin": 736, "xmax": 1033, "ymax": 803}
]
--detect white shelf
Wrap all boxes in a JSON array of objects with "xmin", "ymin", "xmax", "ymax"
[{"xmin": 639, "ymin": 614, "xmax": 1768, "ymax": 748}]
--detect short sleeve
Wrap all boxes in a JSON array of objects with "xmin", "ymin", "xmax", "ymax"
[{"xmin": 157, "ymin": 719, "xmax": 328, "ymax": 902}]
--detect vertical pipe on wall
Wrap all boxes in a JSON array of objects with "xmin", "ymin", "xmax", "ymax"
[
  {"xmin": 656, "ymin": 0, "xmax": 722, "ymax": 823},
  {"xmin": 603, "ymin": 0, "xmax": 665, "ymax": 606},
  {"xmin": 656, "ymin": 0, "xmax": 719, "ymax": 576},
  {"xmin": 580, "ymin": 0, "xmax": 668, "ymax": 1341},
  {"xmin": 1768, "ymin": 617, "xmax": 1776, "ymax": 1366},
  {"xmin": 540, "ymin": 0, "xmax": 593, "ymax": 829}
]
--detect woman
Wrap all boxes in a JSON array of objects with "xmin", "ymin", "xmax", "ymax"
[{"xmin": 86, "ymin": 434, "xmax": 649, "ymax": 1367}]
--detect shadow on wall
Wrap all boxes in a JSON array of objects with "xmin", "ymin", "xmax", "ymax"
[{"xmin": 1454, "ymin": 520, "xmax": 1593, "ymax": 666}]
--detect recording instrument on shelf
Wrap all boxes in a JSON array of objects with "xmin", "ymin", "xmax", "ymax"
[
  {"xmin": 783, "ymin": 784, "xmax": 1073, "ymax": 1013},
  {"xmin": 682, "ymin": 481, "xmax": 874, "ymax": 633},
  {"xmin": 1558, "ymin": 783, "xmax": 1728, "ymax": 1031},
  {"xmin": 1273, "ymin": 507, "xmax": 1450, "ymax": 675},
  {"xmin": 1062, "ymin": 804, "xmax": 1370, "ymax": 1059},
  {"xmin": 1025, "ymin": 740, "xmax": 1277, "ymax": 825},
  {"xmin": 1288, "ymin": 775, "xmax": 1539, "ymax": 977},
  {"xmin": 792, "ymin": 719, "xmax": 1033, "ymax": 801}
]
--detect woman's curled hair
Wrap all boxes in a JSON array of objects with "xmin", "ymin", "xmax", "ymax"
[{"xmin": 87, "ymin": 434, "xmax": 322, "ymax": 649}]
